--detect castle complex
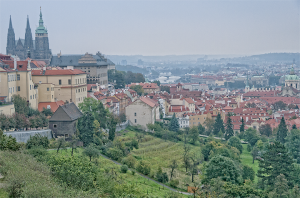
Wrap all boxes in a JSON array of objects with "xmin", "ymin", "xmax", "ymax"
[{"xmin": 6, "ymin": 8, "xmax": 51, "ymax": 60}]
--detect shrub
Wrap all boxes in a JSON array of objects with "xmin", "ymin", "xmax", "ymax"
[
  {"xmin": 136, "ymin": 160, "xmax": 151, "ymax": 175},
  {"xmin": 157, "ymin": 172, "xmax": 169, "ymax": 183},
  {"xmin": 26, "ymin": 146, "xmax": 48, "ymax": 159},
  {"xmin": 107, "ymin": 147, "xmax": 123, "ymax": 161},
  {"xmin": 121, "ymin": 165, "xmax": 128, "ymax": 173},
  {"xmin": 131, "ymin": 169, "xmax": 136, "ymax": 175},
  {"xmin": 122, "ymin": 155, "xmax": 136, "ymax": 168},
  {"xmin": 83, "ymin": 144, "xmax": 100, "ymax": 161},
  {"xmin": 170, "ymin": 179, "xmax": 179, "ymax": 188},
  {"xmin": 26, "ymin": 134, "xmax": 50, "ymax": 149},
  {"xmin": 0, "ymin": 134, "xmax": 20, "ymax": 151}
]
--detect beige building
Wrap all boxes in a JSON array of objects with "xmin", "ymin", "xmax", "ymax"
[
  {"xmin": 0, "ymin": 59, "xmax": 38, "ymax": 109},
  {"xmin": 0, "ymin": 103, "xmax": 15, "ymax": 116},
  {"xmin": 125, "ymin": 97, "xmax": 159, "ymax": 129},
  {"xmin": 32, "ymin": 69, "xmax": 87, "ymax": 106}
]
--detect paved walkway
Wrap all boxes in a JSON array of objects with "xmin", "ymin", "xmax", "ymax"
[{"xmin": 99, "ymin": 153, "xmax": 192, "ymax": 196}]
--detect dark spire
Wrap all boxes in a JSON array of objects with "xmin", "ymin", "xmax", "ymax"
[
  {"xmin": 24, "ymin": 15, "xmax": 34, "ymax": 50},
  {"xmin": 6, "ymin": 15, "xmax": 16, "ymax": 55}
]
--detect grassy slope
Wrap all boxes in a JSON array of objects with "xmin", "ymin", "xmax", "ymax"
[
  {"xmin": 117, "ymin": 131, "xmax": 202, "ymax": 191},
  {"xmin": 49, "ymin": 148, "xmax": 188, "ymax": 198},
  {"xmin": 240, "ymin": 144, "xmax": 259, "ymax": 183}
]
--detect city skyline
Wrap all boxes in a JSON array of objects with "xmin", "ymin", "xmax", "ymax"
[{"xmin": 0, "ymin": 0, "xmax": 299, "ymax": 56}]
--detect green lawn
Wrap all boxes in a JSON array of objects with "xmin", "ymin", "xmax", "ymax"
[
  {"xmin": 49, "ymin": 148, "xmax": 188, "ymax": 197},
  {"xmin": 0, "ymin": 189, "xmax": 8, "ymax": 198},
  {"xmin": 240, "ymin": 144, "xmax": 259, "ymax": 183}
]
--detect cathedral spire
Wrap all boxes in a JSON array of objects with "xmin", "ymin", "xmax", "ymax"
[
  {"xmin": 24, "ymin": 15, "xmax": 34, "ymax": 52},
  {"xmin": 6, "ymin": 15, "xmax": 16, "ymax": 55},
  {"xmin": 9, "ymin": 15, "xmax": 13, "ymax": 29},
  {"xmin": 36, "ymin": 7, "xmax": 47, "ymax": 34}
]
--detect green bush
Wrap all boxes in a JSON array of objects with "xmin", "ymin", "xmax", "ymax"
[
  {"xmin": 26, "ymin": 146, "xmax": 48, "ymax": 159},
  {"xmin": 122, "ymin": 155, "xmax": 136, "ymax": 168},
  {"xmin": 170, "ymin": 179, "xmax": 179, "ymax": 188},
  {"xmin": 131, "ymin": 169, "xmax": 136, "ymax": 175},
  {"xmin": 107, "ymin": 147, "xmax": 123, "ymax": 161},
  {"xmin": 136, "ymin": 160, "xmax": 151, "ymax": 175},
  {"xmin": 121, "ymin": 165, "xmax": 128, "ymax": 173},
  {"xmin": 26, "ymin": 134, "xmax": 50, "ymax": 149},
  {"xmin": 0, "ymin": 134, "xmax": 20, "ymax": 151}
]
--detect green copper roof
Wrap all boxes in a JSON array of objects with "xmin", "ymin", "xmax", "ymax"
[
  {"xmin": 35, "ymin": 8, "xmax": 48, "ymax": 34},
  {"xmin": 285, "ymin": 65, "xmax": 299, "ymax": 80}
]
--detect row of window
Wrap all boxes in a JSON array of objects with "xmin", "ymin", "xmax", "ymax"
[
  {"xmin": 77, "ymin": 96, "xmax": 86, "ymax": 102},
  {"xmin": 46, "ymin": 87, "xmax": 54, "ymax": 91},
  {"xmin": 8, "ymin": 74, "xmax": 18, "ymax": 82},
  {"xmin": 30, "ymin": 94, "xmax": 37, "ymax": 100},
  {"xmin": 75, "ymin": 78, "xmax": 86, "ymax": 85},
  {"xmin": 76, "ymin": 87, "xmax": 86, "ymax": 93}
]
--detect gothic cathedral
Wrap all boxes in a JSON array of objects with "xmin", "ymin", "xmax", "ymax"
[{"xmin": 6, "ymin": 8, "xmax": 51, "ymax": 60}]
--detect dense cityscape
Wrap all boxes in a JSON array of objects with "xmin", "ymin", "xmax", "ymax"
[{"xmin": 0, "ymin": 3, "xmax": 300, "ymax": 198}]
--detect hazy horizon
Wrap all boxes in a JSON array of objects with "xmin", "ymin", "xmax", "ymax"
[{"xmin": 0, "ymin": 0, "xmax": 299, "ymax": 56}]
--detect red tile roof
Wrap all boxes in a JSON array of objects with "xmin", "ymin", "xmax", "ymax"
[
  {"xmin": 140, "ymin": 97, "xmax": 157, "ymax": 108},
  {"xmin": 38, "ymin": 100, "xmax": 65, "ymax": 112},
  {"xmin": 32, "ymin": 69, "xmax": 86, "ymax": 76},
  {"xmin": 169, "ymin": 105, "xmax": 190, "ymax": 112}
]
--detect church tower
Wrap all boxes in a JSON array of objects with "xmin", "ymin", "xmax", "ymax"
[
  {"xmin": 245, "ymin": 73, "xmax": 250, "ymax": 93},
  {"xmin": 24, "ymin": 16, "xmax": 34, "ymax": 58},
  {"xmin": 35, "ymin": 7, "xmax": 51, "ymax": 59},
  {"xmin": 285, "ymin": 65, "xmax": 300, "ymax": 90},
  {"xmin": 6, "ymin": 16, "xmax": 16, "ymax": 55}
]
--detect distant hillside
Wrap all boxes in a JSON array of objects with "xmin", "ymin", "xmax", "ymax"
[
  {"xmin": 116, "ymin": 65, "xmax": 148, "ymax": 75},
  {"xmin": 248, "ymin": 53, "xmax": 300, "ymax": 62}
]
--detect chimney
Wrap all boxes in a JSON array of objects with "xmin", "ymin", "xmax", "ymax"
[
  {"xmin": 14, "ymin": 57, "xmax": 17, "ymax": 70},
  {"xmin": 27, "ymin": 59, "xmax": 31, "ymax": 70}
]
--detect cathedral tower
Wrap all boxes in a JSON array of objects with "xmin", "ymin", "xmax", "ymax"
[
  {"xmin": 24, "ymin": 16, "xmax": 34, "ymax": 58},
  {"xmin": 35, "ymin": 7, "xmax": 51, "ymax": 59},
  {"xmin": 6, "ymin": 16, "xmax": 15, "ymax": 55}
]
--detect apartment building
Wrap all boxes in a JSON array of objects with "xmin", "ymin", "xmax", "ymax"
[{"xmin": 31, "ymin": 68, "xmax": 87, "ymax": 106}]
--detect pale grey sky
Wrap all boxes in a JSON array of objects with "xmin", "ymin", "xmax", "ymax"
[{"xmin": 0, "ymin": 0, "xmax": 299, "ymax": 56}]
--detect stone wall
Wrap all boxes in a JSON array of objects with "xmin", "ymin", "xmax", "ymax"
[{"xmin": 4, "ymin": 129, "xmax": 53, "ymax": 143}]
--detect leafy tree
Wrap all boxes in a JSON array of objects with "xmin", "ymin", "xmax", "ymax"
[
  {"xmin": 273, "ymin": 101, "xmax": 286, "ymax": 111},
  {"xmin": 169, "ymin": 159, "xmax": 178, "ymax": 179},
  {"xmin": 108, "ymin": 115, "xmax": 118, "ymax": 141},
  {"xmin": 251, "ymin": 146, "xmax": 259, "ymax": 164},
  {"xmin": 204, "ymin": 118, "xmax": 214, "ymax": 136},
  {"xmin": 190, "ymin": 152, "xmax": 200, "ymax": 182},
  {"xmin": 286, "ymin": 129, "xmax": 300, "ymax": 163},
  {"xmin": 189, "ymin": 126, "xmax": 199, "ymax": 144},
  {"xmin": 120, "ymin": 165, "xmax": 128, "ymax": 173},
  {"xmin": 277, "ymin": 117, "xmax": 288, "ymax": 144},
  {"xmin": 240, "ymin": 117, "xmax": 245, "ymax": 133},
  {"xmin": 78, "ymin": 112, "xmax": 95, "ymax": 146},
  {"xmin": 213, "ymin": 113, "xmax": 224, "ymax": 136},
  {"xmin": 54, "ymin": 138, "xmax": 66, "ymax": 153},
  {"xmin": 198, "ymin": 124, "xmax": 205, "ymax": 135},
  {"xmin": 118, "ymin": 113, "xmax": 126, "ymax": 123},
  {"xmin": 242, "ymin": 165, "xmax": 255, "ymax": 181},
  {"xmin": 136, "ymin": 160, "xmax": 151, "ymax": 175},
  {"xmin": 224, "ymin": 115, "xmax": 234, "ymax": 140},
  {"xmin": 152, "ymin": 80, "xmax": 160, "ymax": 86},
  {"xmin": 13, "ymin": 113, "xmax": 27, "ymax": 130},
  {"xmin": 130, "ymin": 85, "xmax": 144, "ymax": 96},
  {"xmin": 160, "ymin": 86, "xmax": 170, "ymax": 93},
  {"xmin": 0, "ymin": 133, "xmax": 20, "ymax": 151},
  {"xmin": 228, "ymin": 136, "xmax": 243, "ymax": 154},
  {"xmin": 107, "ymin": 147, "xmax": 123, "ymax": 161},
  {"xmin": 122, "ymin": 155, "xmax": 136, "ymax": 168},
  {"xmin": 41, "ymin": 108, "xmax": 53, "ymax": 116},
  {"xmin": 259, "ymin": 124, "xmax": 272, "ymax": 137},
  {"xmin": 244, "ymin": 128, "xmax": 260, "ymax": 146},
  {"xmin": 204, "ymin": 155, "xmax": 241, "ymax": 184},
  {"xmin": 169, "ymin": 113, "xmax": 179, "ymax": 132},
  {"xmin": 83, "ymin": 144, "xmax": 100, "ymax": 161},
  {"xmin": 268, "ymin": 174, "xmax": 289, "ymax": 198},
  {"xmin": 12, "ymin": 95, "xmax": 29, "ymax": 115},
  {"xmin": 257, "ymin": 142, "xmax": 294, "ymax": 189},
  {"xmin": 156, "ymin": 166, "xmax": 169, "ymax": 183},
  {"xmin": 290, "ymin": 185, "xmax": 300, "ymax": 198},
  {"xmin": 292, "ymin": 124, "xmax": 297, "ymax": 129},
  {"xmin": 26, "ymin": 134, "xmax": 49, "ymax": 149}
]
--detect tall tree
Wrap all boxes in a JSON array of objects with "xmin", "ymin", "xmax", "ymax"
[
  {"xmin": 244, "ymin": 128, "xmax": 260, "ymax": 146},
  {"xmin": 268, "ymin": 174, "xmax": 289, "ymax": 198},
  {"xmin": 169, "ymin": 113, "xmax": 179, "ymax": 132},
  {"xmin": 183, "ymin": 143, "xmax": 191, "ymax": 172},
  {"xmin": 198, "ymin": 124, "xmax": 205, "ymax": 135},
  {"xmin": 78, "ymin": 112, "xmax": 95, "ymax": 146},
  {"xmin": 257, "ymin": 142, "xmax": 294, "ymax": 189},
  {"xmin": 213, "ymin": 113, "xmax": 225, "ymax": 136},
  {"xmin": 224, "ymin": 115, "xmax": 234, "ymax": 140},
  {"xmin": 169, "ymin": 159, "xmax": 178, "ymax": 179},
  {"xmin": 273, "ymin": 101, "xmax": 287, "ymax": 111},
  {"xmin": 130, "ymin": 85, "xmax": 144, "ymax": 96},
  {"xmin": 228, "ymin": 136, "xmax": 243, "ymax": 154},
  {"xmin": 204, "ymin": 118, "xmax": 214, "ymax": 136},
  {"xmin": 259, "ymin": 124, "xmax": 272, "ymax": 137},
  {"xmin": 108, "ymin": 114, "xmax": 118, "ymax": 141},
  {"xmin": 277, "ymin": 117, "xmax": 288, "ymax": 144},
  {"xmin": 286, "ymin": 129, "xmax": 300, "ymax": 163},
  {"xmin": 189, "ymin": 126, "xmax": 199, "ymax": 144},
  {"xmin": 240, "ymin": 117, "xmax": 245, "ymax": 133},
  {"xmin": 12, "ymin": 95, "xmax": 29, "ymax": 116},
  {"xmin": 292, "ymin": 124, "xmax": 297, "ymax": 130}
]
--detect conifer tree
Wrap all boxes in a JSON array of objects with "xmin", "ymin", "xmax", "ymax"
[
  {"xmin": 268, "ymin": 174, "xmax": 289, "ymax": 198},
  {"xmin": 277, "ymin": 117, "xmax": 288, "ymax": 144},
  {"xmin": 169, "ymin": 113, "xmax": 179, "ymax": 132},
  {"xmin": 213, "ymin": 113, "xmax": 225, "ymax": 136},
  {"xmin": 224, "ymin": 115, "xmax": 234, "ymax": 140},
  {"xmin": 257, "ymin": 142, "xmax": 294, "ymax": 189},
  {"xmin": 292, "ymin": 124, "xmax": 297, "ymax": 130},
  {"xmin": 240, "ymin": 117, "xmax": 245, "ymax": 133}
]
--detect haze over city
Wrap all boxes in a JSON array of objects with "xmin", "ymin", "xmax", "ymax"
[{"xmin": 0, "ymin": 0, "xmax": 299, "ymax": 56}]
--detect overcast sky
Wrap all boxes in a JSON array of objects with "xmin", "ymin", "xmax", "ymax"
[{"xmin": 0, "ymin": 0, "xmax": 299, "ymax": 56}]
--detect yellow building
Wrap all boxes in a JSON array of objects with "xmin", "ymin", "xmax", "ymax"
[
  {"xmin": 31, "ymin": 68, "xmax": 87, "ymax": 106},
  {"xmin": 189, "ymin": 112, "xmax": 212, "ymax": 127},
  {"xmin": 0, "ymin": 59, "xmax": 38, "ymax": 109}
]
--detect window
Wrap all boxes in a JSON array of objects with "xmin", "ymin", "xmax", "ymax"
[
  {"xmin": 59, "ymin": 80, "xmax": 62, "ymax": 85},
  {"xmin": 17, "ymin": 74, "xmax": 20, "ymax": 81},
  {"xmin": 13, "ymin": 87, "xmax": 14, "ymax": 92},
  {"xmin": 134, "ymin": 112, "xmax": 137, "ymax": 116},
  {"xmin": 47, "ymin": 87, "xmax": 49, "ymax": 91},
  {"xmin": 53, "ymin": 124, "xmax": 57, "ymax": 128},
  {"xmin": 52, "ymin": 95, "xmax": 53, "ymax": 99},
  {"xmin": 68, "ymin": 79, "xmax": 71, "ymax": 85},
  {"xmin": 76, "ymin": 79, "xmax": 77, "ymax": 84},
  {"xmin": 30, "ymin": 95, "xmax": 32, "ymax": 99},
  {"xmin": 135, "ymin": 119, "xmax": 137, "ymax": 123},
  {"xmin": 17, "ymin": 86, "xmax": 20, "ymax": 91},
  {"xmin": 30, "ymin": 85, "xmax": 31, "ymax": 90}
]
